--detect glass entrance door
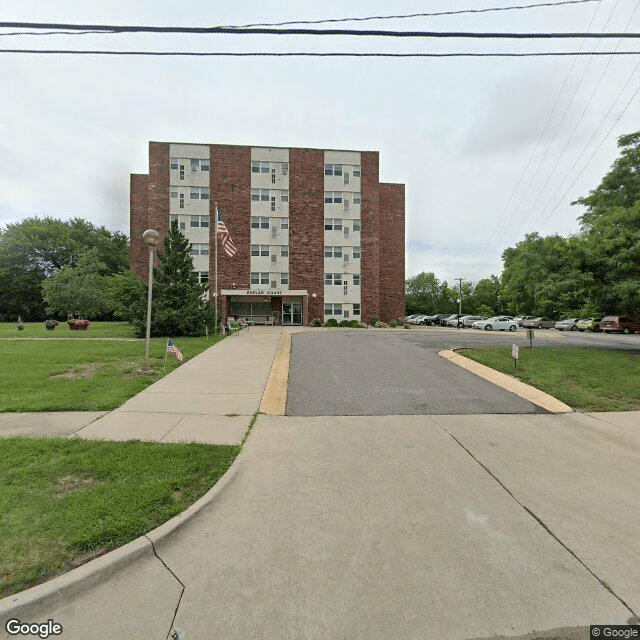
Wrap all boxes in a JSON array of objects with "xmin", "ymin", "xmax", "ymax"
[{"xmin": 282, "ymin": 301, "xmax": 302, "ymax": 326}]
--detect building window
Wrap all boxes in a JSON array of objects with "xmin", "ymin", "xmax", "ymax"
[
  {"xmin": 190, "ymin": 159, "xmax": 200, "ymax": 171},
  {"xmin": 270, "ymin": 196, "xmax": 276, "ymax": 212},
  {"xmin": 353, "ymin": 246, "xmax": 361, "ymax": 259},
  {"xmin": 250, "ymin": 272, "xmax": 259, "ymax": 284},
  {"xmin": 353, "ymin": 220, "xmax": 361, "ymax": 232},
  {"xmin": 250, "ymin": 272, "xmax": 269, "ymax": 285},
  {"xmin": 170, "ymin": 158, "xmax": 179, "ymax": 170},
  {"xmin": 353, "ymin": 193, "xmax": 361, "ymax": 205},
  {"xmin": 260, "ymin": 272, "xmax": 269, "ymax": 284},
  {"xmin": 200, "ymin": 159, "xmax": 210, "ymax": 172},
  {"xmin": 280, "ymin": 273, "xmax": 289, "ymax": 285},
  {"xmin": 324, "ymin": 192, "xmax": 343, "ymax": 204},
  {"xmin": 343, "ymin": 283, "xmax": 348, "ymax": 296},
  {"xmin": 280, "ymin": 246, "xmax": 289, "ymax": 257},
  {"xmin": 281, "ymin": 163, "xmax": 289, "ymax": 175},
  {"xmin": 324, "ymin": 246, "xmax": 342, "ymax": 258},
  {"xmin": 324, "ymin": 218, "xmax": 343, "ymax": 231},
  {"xmin": 353, "ymin": 304, "xmax": 360, "ymax": 315},
  {"xmin": 271, "ymin": 168, "xmax": 276, "ymax": 184},
  {"xmin": 353, "ymin": 165, "xmax": 361, "ymax": 177},
  {"xmin": 324, "ymin": 164, "xmax": 342, "ymax": 176},
  {"xmin": 198, "ymin": 272, "xmax": 209, "ymax": 284},
  {"xmin": 251, "ymin": 216, "xmax": 270, "ymax": 229},
  {"xmin": 251, "ymin": 245, "xmax": 269, "ymax": 256},
  {"xmin": 170, "ymin": 187, "xmax": 179, "ymax": 199},
  {"xmin": 190, "ymin": 243, "xmax": 209, "ymax": 256},
  {"xmin": 190, "ymin": 215, "xmax": 209, "ymax": 228},
  {"xmin": 179, "ymin": 194, "xmax": 185, "ymax": 209},
  {"xmin": 353, "ymin": 275, "xmax": 360, "ymax": 286},
  {"xmin": 325, "ymin": 303, "xmax": 343, "ymax": 316},
  {"xmin": 170, "ymin": 215, "xmax": 186, "ymax": 232},
  {"xmin": 200, "ymin": 188, "xmax": 209, "ymax": 200},
  {"xmin": 251, "ymin": 188, "xmax": 270, "ymax": 202},
  {"xmin": 281, "ymin": 191, "xmax": 289, "ymax": 203},
  {"xmin": 251, "ymin": 161, "xmax": 271, "ymax": 174},
  {"xmin": 190, "ymin": 188, "xmax": 200, "ymax": 200},
  {"xmin": 280, "ymin": 219, "xmax": 289, "ymax": 230}
]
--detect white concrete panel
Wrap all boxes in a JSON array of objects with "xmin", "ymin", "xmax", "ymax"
[
  {"xmin": 324, "ymin": 150, "xmax": 361, "ymax": 165},
  {"xmin": 170, "ymin": 143, "xmax": 210, "ymax": 158},
  {"xmin": 251, "ymin": 147, "xmax": 289, "ymax": 162}
]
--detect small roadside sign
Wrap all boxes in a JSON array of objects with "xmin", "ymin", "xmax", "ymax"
[{"xmin": 512, "ymin": 344, "xmax": 519, "ymax": 369}]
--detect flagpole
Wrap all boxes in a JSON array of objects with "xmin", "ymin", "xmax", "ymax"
[{"xmin": 214, "ymin": 201, "xmax": 219, "ymax": 334}]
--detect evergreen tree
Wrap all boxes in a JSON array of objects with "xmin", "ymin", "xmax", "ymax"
[{"xmin": 134, "ymin": 221, "xmax": 215, "ymax": 337}]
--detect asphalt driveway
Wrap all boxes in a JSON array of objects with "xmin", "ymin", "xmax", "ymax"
[{"xmin": 286, "ymin": 330, "xmax": 547, "ymax": 415}]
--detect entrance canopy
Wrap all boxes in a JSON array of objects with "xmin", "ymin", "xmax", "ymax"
[{"xmin": 220, "ymin": 289, "xmax": 308, "ymax": 326}]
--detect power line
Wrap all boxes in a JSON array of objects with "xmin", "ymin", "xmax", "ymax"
[
  {"xmin": 1, "ymin": 49, "xmax": 640, "ymax": 57},
  {"xmin": 235, "ymin": 1, "xmax": 602, "ymax": 27},
  {"xmin": 493, "ymin": 0, "xmax": 620, "ymax": 250},
  {"xmin": 513, "ymin": 0, "xmax": 640, "ymax": 239},
  {"xmin": 2, "ymin": 22, "xmax": 640, "ymax": 38},
  {"xmin": 487, "ymin": 0, "xmax": 602, "ymax": 247}
]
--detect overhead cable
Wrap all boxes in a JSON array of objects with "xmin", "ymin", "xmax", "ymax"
[
  {"xmin": 1, "ymin": 49, "xmax": 639, "ymax": 57},
  {"xmin": 2, "ymin": 22, "xmax": 640, "ymax": 38}
]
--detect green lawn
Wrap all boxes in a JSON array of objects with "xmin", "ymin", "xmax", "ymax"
[
  {"xmin": 459, "ymin": 346, "xmax": 640, "ymax": 412},
  {"xmin": 0, "ymin": 334, "xmax": 222, "ymax": 412},
  {"xmin": 0, "ymin": 437, "xmax": 240, "ymax": 597}
]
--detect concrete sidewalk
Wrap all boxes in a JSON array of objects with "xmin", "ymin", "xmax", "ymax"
[{"xmin": 2, "ymin": 410, "xmax": 639, "ymax": 640}]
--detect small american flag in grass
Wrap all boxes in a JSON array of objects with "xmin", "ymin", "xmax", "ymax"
[
  {"xmin": 216, "ymin": 206, "xmax": 238, "ymax": 258},
  {"xmin": 166, "ymin": 338, "xmax": 184, "ymax": 362}
]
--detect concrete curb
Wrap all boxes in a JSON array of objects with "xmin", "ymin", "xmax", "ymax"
[
  {"xmin": 259, "ymin": 330, "xmax": 290, "ymax": 415},
  {"xmin": 0, "ymin": 445, "xmax": 245, "ymax": 618},
  {"xmin": 439, "ymin": 349, "xmax": 573, "ymax": 414}
]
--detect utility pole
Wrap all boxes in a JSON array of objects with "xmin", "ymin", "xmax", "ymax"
[{"xmin": 456, "ymin": 277, "xmax": 463, "ymax": 329}]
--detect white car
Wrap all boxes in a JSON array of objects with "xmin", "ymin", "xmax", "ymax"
[{"xmin": 472, "ymin": 316, "xmax": 518, "ymax": 332}]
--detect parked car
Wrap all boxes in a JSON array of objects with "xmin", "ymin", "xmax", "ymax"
[
  {"xmin": 472, "ymin": 316, "xmax": 518, "ymax": 332},
  {"xmin": 462, "ymin": 315, "xmax": 484, "ymax": 327},
  {"xmin": 576, "ymin": 317, "xmax": 602, "ymax": 332},
  {"xmin": 404, "ymin": 314, "xmax": 420, "ymax": 323},
  {"xmin": 554, "ymin": 318, "xmax": 580, "ymax": 331},
  {"xmin": 445, "ymin": 314, "xmax": 465, "ymax": 327},
  {"xmin": 428, "ymin": 314, "xmax": 453, "ymax": 326},
  {"xmin": 409, "ymin": 314, "xmax": 428, "ymax": 325},
  {"xmin": 513, "ymin": 316, "xmax": 536, "ymax": 326},
  {"xmin": 599, "ymin": 315, "xmax": 640, "ymax": 334},
  {"xmin": 522, "ymin": 317, "xmax": 556, "ymax": 329}
]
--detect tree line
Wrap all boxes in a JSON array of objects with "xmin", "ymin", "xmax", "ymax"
[{"xmin": 407, "ymin": 131, "xmax": 640, "ymax": 320}]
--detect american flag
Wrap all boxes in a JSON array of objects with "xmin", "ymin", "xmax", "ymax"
[
  {"xmin": 216, "ymin": 206, "xmax": 237, "ymax": 258},
  {"xmin": 166, "ymin": 338, "xmax": 184, "ymax": 362}
]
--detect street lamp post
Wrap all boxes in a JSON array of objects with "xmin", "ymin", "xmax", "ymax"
[{"xmin": 142, "ymin": 229, "xmax": 160, "ymax": 368}]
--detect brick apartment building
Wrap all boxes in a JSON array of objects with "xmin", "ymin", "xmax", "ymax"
[{"xmin": 130, "ymin": 141, "xmax": 405, "ymax": 325}]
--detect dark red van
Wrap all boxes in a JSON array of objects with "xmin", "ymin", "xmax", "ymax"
[{"xmin": 599, "ymin": 316, "xmax": 640, "ymax": 334}]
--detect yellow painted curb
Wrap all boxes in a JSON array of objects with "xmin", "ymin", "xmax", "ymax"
[
  {"xmin": 259, "ymin": 331, "xmax": 291, "ymax": 415},
  {"xmin": 439, "ymin": 349, "xmax": 573, "ymax": 414}
]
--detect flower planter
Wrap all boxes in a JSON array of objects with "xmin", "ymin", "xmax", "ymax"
[
  {"xmin": 45, "ymin": 326, "xmax": 56, "ymax": 331},
  {"xmin": 68, "ymin": 325, "xmax": 88, "ymax": 331}
]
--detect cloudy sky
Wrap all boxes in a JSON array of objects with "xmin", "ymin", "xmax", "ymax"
[{"xmin": 1, "ymin": 0, "xmax": 639, "ymax": 284}]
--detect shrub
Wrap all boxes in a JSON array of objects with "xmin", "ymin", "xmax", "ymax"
[
  {"xmin": 324, "ymin": 318, "xmax": 339, "ymax": 327},
  {"xmin": 311, "ymin": 319, "xmax": 322, "ymax": 327},
  {"xmin": 370, "ymin": 316, "xmax": 379, "ymax": 326},
  {"xmin": 44, "ymin": 319, "xmax": 59, "ymax": 328},
  {"xmin": 404, "ymin": 323, "xmax": 412, "ymax": 329},
  {"xmin": 389, "ymin": 320, "xmax": 397, "ymax": 328},
  {"xmin": 374, "ymin": 321, "xmax": 388, "ymax": 328}
]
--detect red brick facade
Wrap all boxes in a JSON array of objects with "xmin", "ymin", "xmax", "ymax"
[
  {"xmin": 208, "ymin": 145, "xmax": 252, "ymax": 318},
  {"xmin": 379, "ymin": 183, "xmax": 406, "ymax": 322},
  {"xmin": 130, "ymin": 142, "xmax": 405, "ymax": 324},
  {"xmin": 289, "ymin": 148, "xmax": 325, "ymax": 323}
]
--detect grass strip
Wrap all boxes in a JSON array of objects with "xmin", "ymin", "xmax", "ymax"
[
  {"xmin": 0, "ymin": 436, "xmax": 240, "ymax": 597},
  {"xmin": 0, "ymin": 334, "xmax": 221, "ymax": 412},
  {"xmin": 458, "ymin": 346, "xmax": 640, "ymax": 412}
]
